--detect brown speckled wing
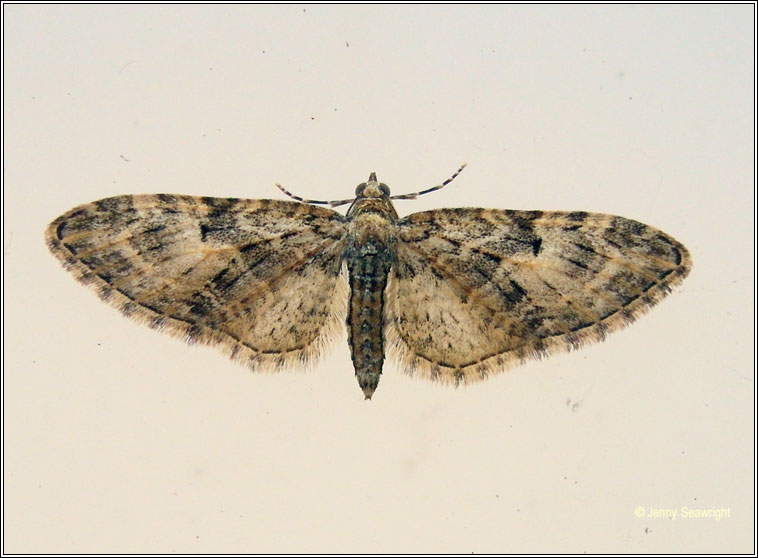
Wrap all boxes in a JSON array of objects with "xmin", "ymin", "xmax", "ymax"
[
  {"xmin": 386, "ymin": 208, "xmax": 691, "ymax": 384},
  {"xmin": 46, "ymin": 194, "xmax": 349, "ymax": 370}
]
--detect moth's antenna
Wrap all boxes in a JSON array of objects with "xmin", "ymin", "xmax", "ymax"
[
  {"xmin": 276, "ymin": 162, "xmax": 467, "ymax": 207},
  {"xmin": 390, "ymin": 163, "xmax": 468, "ymax": 201},
  {"xmin": 275, "ymin": 183, "xmax": 354, "ymax": 207}
]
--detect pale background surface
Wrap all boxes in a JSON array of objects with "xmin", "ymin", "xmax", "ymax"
[{"xmin": 4, "ymin": 4, "xmax": 753, "ymax": 553}]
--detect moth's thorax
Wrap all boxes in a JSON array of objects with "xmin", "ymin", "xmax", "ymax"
[
  {"xmin": 346, "ymin": 211, "xmax": 397, "ymax": 250},
  {"xmin": 346, "ymin": 187, "xmax": 399, "ymax": 251}
]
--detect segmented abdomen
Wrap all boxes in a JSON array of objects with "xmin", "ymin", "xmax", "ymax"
[{"xmin": 346, "ymin": 248, "xmax": 392, "ymax": 400}]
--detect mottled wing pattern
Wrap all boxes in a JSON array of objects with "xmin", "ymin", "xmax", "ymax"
[
  {"xmin": 387, "ymin": 208, "xmax": 691, "ymax": 384},
  {"xmin": 46, "ymin": 195, "xmax": 348, "ymax": 370}
]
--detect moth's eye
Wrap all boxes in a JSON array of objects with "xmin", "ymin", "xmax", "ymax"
[
  {"xmin": 379, "ymin": 183, "xmax": 391, "ymax": 196},
  {"xmin": 355, "ymin": 183, "xmax": 367, "ymax": 196}
]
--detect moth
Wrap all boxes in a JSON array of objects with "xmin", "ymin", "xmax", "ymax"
[{"xmin": 46, "ymin": 165, "xmax": 691, "ymax": 399}]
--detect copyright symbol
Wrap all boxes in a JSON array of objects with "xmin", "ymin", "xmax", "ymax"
[{"xmin": 635, "ymin": 506, "xmax": 646, "ymax": 518}]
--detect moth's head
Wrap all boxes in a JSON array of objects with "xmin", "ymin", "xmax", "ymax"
[
  {"xmin": 354, "ymin": 172, "xmax": 391, "ymax": 199},
  {"xmin": 347, "ymin": 172, "xmax": 397, "ymax": 220}
]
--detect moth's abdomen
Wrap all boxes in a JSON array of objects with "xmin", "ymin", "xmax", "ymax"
[{"xmin": 345, "ymin": 217, "xmax": 395, "ymax": 399}]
